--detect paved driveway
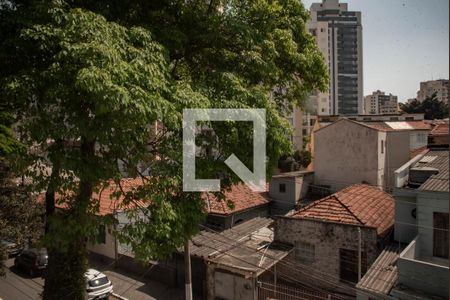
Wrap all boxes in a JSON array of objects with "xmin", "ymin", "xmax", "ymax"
[{"xmin": 0, "ymin": 258, "xmax": 186, "ymax": 300}]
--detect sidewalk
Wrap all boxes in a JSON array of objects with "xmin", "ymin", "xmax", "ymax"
[{"xmin": 89, "ymin": 259, "xmax": 185, "ymax": 300}]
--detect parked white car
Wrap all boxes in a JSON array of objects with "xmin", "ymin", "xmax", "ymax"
[{"xmin": 85, "ymin": 268, "xmax": 113, "ymax": 300}]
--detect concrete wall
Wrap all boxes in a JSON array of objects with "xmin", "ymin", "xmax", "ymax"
[
  {"xmin": 269, "ymin": 176, "xmax": 302, "ymax": 206},
  {"xmin": 87, "ymin": 224, "xmax": 117, "ymax": 260},
  {"xmin": 269, "ymin": 173, "xmax": 314, "ymax": 213},
  {"xmin": 397, "ymin": 238, "xmax": 449, "ymax": 298},
  {"xmin": 274, "ymin": 217, "xmax": 378, "ymax": 291},
  {"xmin": 314, "ymin": 120, "xmax": 382, "ymax": 191},
  {"xmin": 214, "ymin": 270, "xmax": 255, "ymax": 300},
  {"xmin": 409, "ymin": 130, "xmax": 429, "ymax": 150},
  {"xmin": 393, "ymin": 189, "xmax": 418, "ymax": 243},
  {"xmin": 416, "ymin": 191, "xmax": 449, "ymax": 257},
  {"xmin": 385, "ymin": 131, "xmax": 410, "ymax": 189}
]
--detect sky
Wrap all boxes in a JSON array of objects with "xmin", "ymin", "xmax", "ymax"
[{"xmin": 301, "ymin": 0, "xmax": 449, "ymax": 102}]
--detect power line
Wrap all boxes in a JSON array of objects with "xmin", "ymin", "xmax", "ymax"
[{"xmin": 197, "ymin": 223, "xmax": 396, "ymax": 299}]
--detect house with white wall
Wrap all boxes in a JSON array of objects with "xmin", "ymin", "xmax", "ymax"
[
  {"xmin": 314, "ymin": 118, "xmax": 411, "ymax": 192},
  {"xmin": 357, "ymin": 149, "xmax": 449, "ymax": 299}
]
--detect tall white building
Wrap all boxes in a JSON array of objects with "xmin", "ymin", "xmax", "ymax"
[
  {"xmin": 364, "ymin": 90, "xmax": 398, "ymax": 115},
  {"xmin": 307, "ymin": 0, "xmax": 363, "ymax": 115},
  {"xmin": 416, "ymin": 79, "xmax": 449, "ymax": 103}
]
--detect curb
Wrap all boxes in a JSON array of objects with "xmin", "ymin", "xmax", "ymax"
[{"xmin": 111, "ymin": 293, "xmax": 129, "ymax": 300}]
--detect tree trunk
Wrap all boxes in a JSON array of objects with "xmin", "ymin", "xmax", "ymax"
[{"xmin": 43, "ymin": 138, "xmax": 94, "ymax": 300}]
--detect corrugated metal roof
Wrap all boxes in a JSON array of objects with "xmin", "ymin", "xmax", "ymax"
[
  {"xmin": 184, "ymin": 217, "xmax": 292, "ymax": 275},
  {"xmin": 414, "ymin": 150, "xmax": 449, "ymax": 192},
  {"xmin": 357, "ymin": 245, "xmax": 402, "ymax": 296}
]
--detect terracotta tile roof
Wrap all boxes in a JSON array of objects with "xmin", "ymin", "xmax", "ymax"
[
  {"xmin": 204, "ymin": 183, "xmax": 270, "ymax": 215},
  {"xmin": 291, "ymin": 184, "xmax": 394, "ymax": 236},
  {"xmin": 430, "ymin": 123, "xmax": 449, "ymax": 136},
  {"xmin": 92, "ymin": 178, "xmax": 148, "ymax": 215},
  {"xmin": 406, "ymin": 121, "xmax": 431, "ymax": 130},
  {"xmin": 39, "ymin": 179, "xmax": 269, "ymax": 216},
  {"xmin": 37, "ymin": 178, "xmax": 148, "ymax": 216},
  {"xmin": 361, "ymin": 120, "xmax": 430, "ymax": 132},
  {"xmin": 409, "ymin": 146, "xmax": 428, "ymax": 159}
]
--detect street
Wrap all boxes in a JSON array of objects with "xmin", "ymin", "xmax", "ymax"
[
  {"xmin": 0, "ymin": 258, "xmax": 43, "ymax": 300},
  {"xmin": 0, "ymin": 258, "xmax": 186, "ymax": 300}
]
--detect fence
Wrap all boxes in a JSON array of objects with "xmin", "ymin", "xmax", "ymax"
[{"xmin": 257, "ymin": 281, "xmax": 341, "ymax": 300}]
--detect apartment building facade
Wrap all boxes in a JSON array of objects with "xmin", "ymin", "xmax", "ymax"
[
  {"xmin": 308, "ymin": 0, "xmax": 363, "ymax": 115},
  {"xmin": 416, "ymin": 79, "xmax": 449, "ymax": 103},
  {"xmin": 364, "ymin": 90, "xmax": 398, "ymax": 115}
]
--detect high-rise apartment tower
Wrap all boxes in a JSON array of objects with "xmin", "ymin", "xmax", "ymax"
[{"xmin": 307, "ymin": 0, "xmax": 363, "ymax": 115}]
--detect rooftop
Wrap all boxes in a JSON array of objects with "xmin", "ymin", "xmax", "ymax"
[
  {"xmin": 186, "ymin": 217, "xmax": 291, "ymax": 276},
  {"xmin": 204, "ymin": 183, "xmax": 270, "ymax": 215},
  {"xmin": 290, "ymin": 184, "xmax": 395, "ymax": 236},
  {"xmin": 272, "ymin": 170, "xmax": 314, "ymax": 178},
  {"xmin": 360, "ymin": 120, "xmax": 431, "ymax": 132},
  {"xmin": 40, "ymin": 180, "xmax": 270, "ymax": 216},
  {"xmin": 430, "ymin": 122, "xmax": 449, "ymax": 136},
  {"xmin": 410, "ymin": 150, "xmax": 449, "ymax": 192},
  {"xmin": 357, "ymin": 245, "xmax": 401, "ymax": 297}
]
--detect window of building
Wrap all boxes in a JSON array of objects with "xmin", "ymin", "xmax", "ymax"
[
  {"xmin": 295, "ymin": 241, "xmax": 315, "ymax": 263},
  {"xmin": 339, "ymin": 249, "xmax": 367, "ymax": 283},
  {"xmin": 279, "ymin": 183, "xmax": 286, "ymax": 193},
  {"xmin": 381, "ymin": 140, "xmax": 384, "ymax": 154},
  {"xmin": 433, "ymin": 212, "xmax": 449, "ymax": 258}
]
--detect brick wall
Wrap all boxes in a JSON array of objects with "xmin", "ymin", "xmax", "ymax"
[{"xmin": 274, "ymin": 217, "xmax": 378, "ymax": 295}]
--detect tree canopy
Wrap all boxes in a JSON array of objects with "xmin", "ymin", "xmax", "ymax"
[
  {"xmin": 0, "ymin": 0, "xmax": 328, "ymax": 297},
  {"xmin": 400, "ymin": 93, "xmax": 449, "ymax": 120}
]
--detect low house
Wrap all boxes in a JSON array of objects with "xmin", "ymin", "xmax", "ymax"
[
  {"xmin": 268, "ymin": 171, "xmax": 314, "ymax": 214},
  {"xmin": 357, "ymin": 149, "xmax": 449, "ymax": 299},
  {"xmin": 204, "ymin": 183, "xmax": 271, "ymax": 230},
  {"xmin": 386, "ymin": 149, "xmax": 448, "ymax": 299},
  {"xmin": 274, "ymin": 184, "xmax": 395, "ymax": 297},
  {"xmin": 314, "ymin": 118, "xmax": 411, "ymax": 191},
  {"xmin": 176, "ymin": 217, "xmax": 292, "ymax": 300}
]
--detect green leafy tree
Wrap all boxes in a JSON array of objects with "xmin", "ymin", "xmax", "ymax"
[
  {"xmin": 400, "ymin": 93, "xmax": 449, "ymax": 119},
  {"xmin": 1, "ymin": 0, "xmax": 327, "ymax": 297},
  {"xmin": 0, "ymin": 103, "xmax": 42, "ymax": 276},
  {"xmin": 293, "ymin": 149, "xmax": 311, "ymax": 168}
]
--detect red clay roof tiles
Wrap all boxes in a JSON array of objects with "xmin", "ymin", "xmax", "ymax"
[
  {"xmin": 204, "ymin": 183, "xmax": 270, "ymax": 215},
  {"xmin": 291, "ymin": 184, "xmax": 394, "ymax": 236},
  {"xmin": 430, "ymin": 123, "xmax": 449, "ymax": 136},
  {"xmin": 39, "ymin": 180, "xmax": 269, "ymax": 216}
]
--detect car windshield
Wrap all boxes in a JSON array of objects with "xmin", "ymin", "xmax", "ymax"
[{"xmin": 88, "ymin": 276, "xmax": 109, "ymax": 287}]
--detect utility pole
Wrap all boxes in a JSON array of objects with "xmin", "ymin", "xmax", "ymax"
[
  {"xmin": 185, "ymin": 239, "xmax": 193, "ymax": 300},
  {"xmin": 357, "ymin": 227, "xmax": 362, "ymax": 282}
]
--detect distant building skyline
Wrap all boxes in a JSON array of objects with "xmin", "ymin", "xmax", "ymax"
[{"xmin": 301, "ymin": 0, "xmax": 449, "ymax": 103}]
